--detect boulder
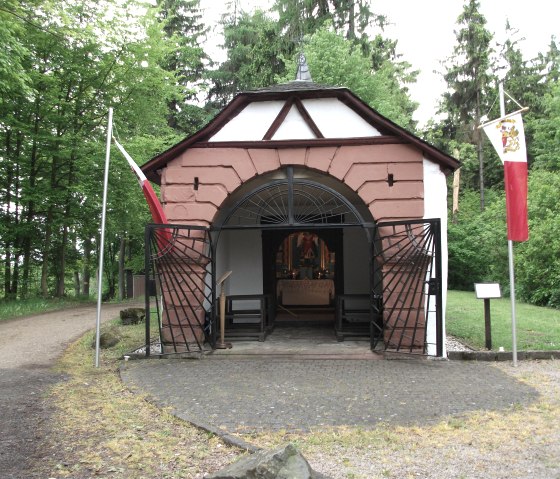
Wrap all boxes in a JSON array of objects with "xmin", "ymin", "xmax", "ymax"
[
  {"xmin": 204, "ymin": 443, "xmax": 332, "ymax": 479},
  {"xmin": 120, "ymin": 308, "xmax": 146, "ymax": 325},
  {"xmin": 92, "ymin": 326, "xmax": 122, "ymax": 349}
]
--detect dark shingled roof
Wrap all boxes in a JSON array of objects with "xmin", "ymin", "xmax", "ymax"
[{"xmin": 247, "ymin": 80, "xmax": 344, "ymax": 94}]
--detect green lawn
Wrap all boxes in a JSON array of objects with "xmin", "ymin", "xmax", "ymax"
[
  {"xmin": 0, "ymin": 296, "xmax": 95, "ymax": 321},
  {"xmin": 446, "ymin": 290, "xmax": 560, "ymax": 351}
]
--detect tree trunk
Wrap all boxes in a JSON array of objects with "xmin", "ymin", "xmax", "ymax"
[
  {"xmin": 41, "ymin": 206, "xmax": 54, "ymax": 298},
  {"xmin": 22, "ymin": 102, "xmax": 41, "ymax": 298},
  {"xmin": 476, "ymin": 89, "xmax": 485, "ymax": 211},
  {"xmin": 118, "ymin": 236, "xmax": 126, "ymax": 301},
  {"xmin": 11, "ymin": 134, "xmax": 22, "ymax": 298},
  {"xmin": 82, "ymin": 236, "xmax": 91, "ymax": 297},
  {"xmin": 347, "ymin": 0, "xmax": 356, "ymax": 40},
  {"xmin": 56, "ymin": 224, "xmax": 68, "ymax": 297},
  {"xmin": 74, "ymin": 270, "xmax": 80, "ymax": 297}
]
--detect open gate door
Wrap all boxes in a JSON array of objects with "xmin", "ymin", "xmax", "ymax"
[
  {"xmin": 370, "ymin": 219, "xmax": 443, "ymax": 356},
  {"xmin": 144, "ymin": 224, "xmax": 216, "ymax": 355}
]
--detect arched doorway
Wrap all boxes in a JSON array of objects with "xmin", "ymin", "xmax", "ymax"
[{"xmin": 212, "ymin": 166, "xmax": 374, "ymax": 332}]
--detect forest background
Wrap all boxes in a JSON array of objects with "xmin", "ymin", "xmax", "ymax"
[{"xmin": 2, "ymin": 0, "xmax": 560, "ymax": 308}]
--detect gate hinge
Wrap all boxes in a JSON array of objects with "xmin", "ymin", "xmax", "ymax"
[{"xmin": 427, "ymin": 278, "xmax": 439, "ymax": 295}]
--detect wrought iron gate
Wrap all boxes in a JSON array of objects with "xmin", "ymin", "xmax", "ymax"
[
  {"xmin": 144, "ymin": 224, "xmax": 215, "ymax": 356},
  {"xmin": 370, "ymin": 219, "xmax": 443, "ymax": 356}
]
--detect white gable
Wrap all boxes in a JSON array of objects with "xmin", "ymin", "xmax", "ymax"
[
  {"xmin": 272, "ymin": 105, "xmax": 317, "ymax": 140},
  {"xmin": 209, "ymin": 101, "xmax": 284, "ymax": 141},
  {"xmin": 301, "ymin": 98, "xmax": 380, "ymax": 137},
  {"xmin": 208, "ymin": 96, "xmax": 380, "ymax": 142}
]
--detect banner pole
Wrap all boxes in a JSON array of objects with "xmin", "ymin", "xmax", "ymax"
[
  {"xmin": 95, "ymin": 107, "xmax": 113, "ymax": 368},
  {"xmin": 499, "ymin": 83, "xmax": 518, "ymax": 367}
]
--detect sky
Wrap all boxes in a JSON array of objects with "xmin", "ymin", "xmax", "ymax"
[{"xmin": 200, "ymin": 0, "xmax": 559, "ymax": 126}]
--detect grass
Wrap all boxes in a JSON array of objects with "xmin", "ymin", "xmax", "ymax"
[
  {"xmin": 0, "ymin": 295, "xmax": 95, "ymax": 321},
  {"xmin": 34, "ymin": 315, "xmax": 242, "ymax": 478},
  {"xmin": 447, "ymin": 290, "xmax": 560, "ymax": 350},
  {"xmin": 33, "ymin": 310, "xmax": 560, "ymax": 478}
]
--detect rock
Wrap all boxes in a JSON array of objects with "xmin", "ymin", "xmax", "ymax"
[
  {"xmin": 120, "ymin": 308, "xmax": 146, "ymax": 325},
  {"xmin": 204, "ymin": 443, "xmax": 332, "ymax": 479},
  {"xmin": 92, "ymin": 326, "xmax": 121, "ymax": 349}
]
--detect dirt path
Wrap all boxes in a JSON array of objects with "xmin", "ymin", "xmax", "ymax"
[{"xmin": 0, "ymin": 302, "xmax": 139, "ymax": 479}]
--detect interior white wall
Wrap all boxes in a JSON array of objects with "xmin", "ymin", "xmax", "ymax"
[
  {"xmin": 343, "ymin": 228, "xmax": 370, "ymax": 294},
  {"xmin": 215, "ymin": 230, "xmax": 263, "ymax": 296},
  {"xmin": 423, "ymin": 158, "xmax": 449, "ymax": 356}
]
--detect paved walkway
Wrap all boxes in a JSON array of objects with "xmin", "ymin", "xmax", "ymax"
[{"xmin": 121, "ymin": 356, "xmax": 538, "ymax": 434}]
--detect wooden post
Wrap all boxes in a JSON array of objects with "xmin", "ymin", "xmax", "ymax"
[
  {"xmin": 452, "ymin": 148, "xmax": 461, "ymax": 224},
  {"xmin": 484, "ymin": 298, "xmax": 492, "ymax": 350}
]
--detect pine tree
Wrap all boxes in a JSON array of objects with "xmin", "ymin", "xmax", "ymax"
[{"xmin": 439, "ymin": 0, "xmax": 495, "ymax": 209}]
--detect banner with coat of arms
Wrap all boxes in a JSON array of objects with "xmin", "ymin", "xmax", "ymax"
[
  {"xmin": 481, "ymin": 111, "xmax": 529, "ymax": 242},
  {"xmin": 482, "ymin": 112, "xmax": 527, "ymax": 164}
]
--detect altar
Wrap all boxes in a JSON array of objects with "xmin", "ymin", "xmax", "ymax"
[{"xmin": 276, "ymin": 279, "xmax": 335, "ymax": 306}]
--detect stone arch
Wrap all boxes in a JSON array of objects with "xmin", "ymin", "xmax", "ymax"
[{"xmin": 161, "ymin": 144, "xmax": 424, "ymax": 227}]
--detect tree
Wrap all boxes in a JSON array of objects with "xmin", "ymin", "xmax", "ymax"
[
  {"xmin": 280, "ymin": 26, "xmax": 417, "ymax": 129},
  {"xmin": 156, "ymin": 0, "xmax": 211, "ymax": 134},
  {"xmin": 0, "ymin": 0, "xmax": 180, "ymax": 299},
  {"xmin": 207, "ymin": 9, "xmax": 290, "ymax": 108},
  {"xmin": 532, "ymin": 81, "xmax": 560, "ymax": 170},
  {"xmin": 439, "ymin": 0, "xmax": 495, "ymax": 210}
]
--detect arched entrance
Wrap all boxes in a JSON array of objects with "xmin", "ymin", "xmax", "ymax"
[{"xmin": 211, "ymin": 166, "xmax": 374, "ymax": 338}]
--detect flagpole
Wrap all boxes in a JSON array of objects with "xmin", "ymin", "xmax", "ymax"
[
  {"xmin": 95, "ymin": 107, "xmax": 113, "ymax": 368},
  {"xmin": 499, "ymin": 83, "xmax": 518, "ymax": 367}
]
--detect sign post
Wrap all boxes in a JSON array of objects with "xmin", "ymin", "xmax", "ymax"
[{"xmin": 474, "ymin": 283, "xmax": 501, "ymax": 351}]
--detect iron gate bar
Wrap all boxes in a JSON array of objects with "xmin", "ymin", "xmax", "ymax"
[
  {"xmin": 144, "ymin": 217, "xmax": 442, "ymax": 356},
  {"xmin": 145, "ymin": 224, "xmax": 216, "ymax": 355},
  {"xmin": 370, "ymin": 219, "xmax": 442, "ymax": 356},
  {"xmin": 218, "ymin": 177, "xmax": 364, "ymax": 228},
  {"xmin": 386, "ymin": 229, "xmax": 434, "ymax": 352},
  {"xmin": 156, "ymin": 239, "xmax": 205, "ymax": 351}
]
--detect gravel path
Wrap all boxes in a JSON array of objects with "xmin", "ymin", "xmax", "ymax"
[{"xmin": 0, "ymin": 303, "xmax": 137, "ymax": 478}]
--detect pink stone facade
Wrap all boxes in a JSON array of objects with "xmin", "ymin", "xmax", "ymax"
[
  {"xmin": 161, "ymin": 144, "xmax": 425, "ymax": 225},
  {"xmin": 159, "ymin": 143, "xmax": 430, "ymax": 351}
]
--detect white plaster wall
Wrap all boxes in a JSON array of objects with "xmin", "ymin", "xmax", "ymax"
[
  {"xmin": 215, "ymin": 230, "xmax": 263, "ymax": 300},
  {"xmin": 272, "ymin": 105, "xmax": 316, "ymax": 139},
  {"xmin": 343, "ymin": 228, "xmax": 370, "ymax": 294},
  {"xmin": 302, "ymin": 98, "xmax": 381, "ymax": 138},
  {"xmin": 423, "ymin": 158, "xmax": 449, "ymax": 357},
  {"xmin": 209, "ymin": 101, "xmax": 284, "ymax": 141}
]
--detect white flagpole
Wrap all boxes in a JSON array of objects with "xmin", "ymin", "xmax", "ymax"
[
  {"xmin": 499, "ymin": 83, "xmax": 518, "ymax": 367},
  {"xmin": 95, "ymin": 107, "xmax": 113, "ymax": 368}
]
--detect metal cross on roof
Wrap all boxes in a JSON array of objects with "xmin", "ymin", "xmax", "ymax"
[{"xmin": 295, "ymin": 53, "xmax": 312, "ymax": 82}]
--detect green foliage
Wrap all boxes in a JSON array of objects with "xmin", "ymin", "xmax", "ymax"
[
  {"xmin": 0, "ymin": 296, "xmax": 94, "ymax": 322},
  {"xmin": 448, "ymin": 190, "xmax": 508, "ymax": 291},
  {"xmin": 208, "ymin": 9, "xmax": 290, "ymax": 107},
  {"xmin": 0, "ymin": 0, "xmax": 183, "ymax": 300},
  {"xmin": 532, "ymin": 82, "xmax": 560, "ymax": 170},
  {"xmin": 515, "ymin": 170, "xmax": 560, "ymax": 307},
  {"xmin": 449, "ymin": 169, "xmax": 560, "ymax": 309},
  {"xmin": 439, "ymin": 0, "xmax": 495, "ymax": 139},
  {"xmin": 280, "ymin": 26, "xmax": 417, "ymax": 129}
]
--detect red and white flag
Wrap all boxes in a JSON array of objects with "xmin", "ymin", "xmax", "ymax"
[
  {"xmin": 482, "ymin": 112, "xmax": 529, "ymax": 242},
  {"xmin": 113, "ymin": 138, "xmax": 168, "ymax": 225},
  {"xmin": 113, "ymin": 138, "xmax": 172, "ymax": 251}
]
